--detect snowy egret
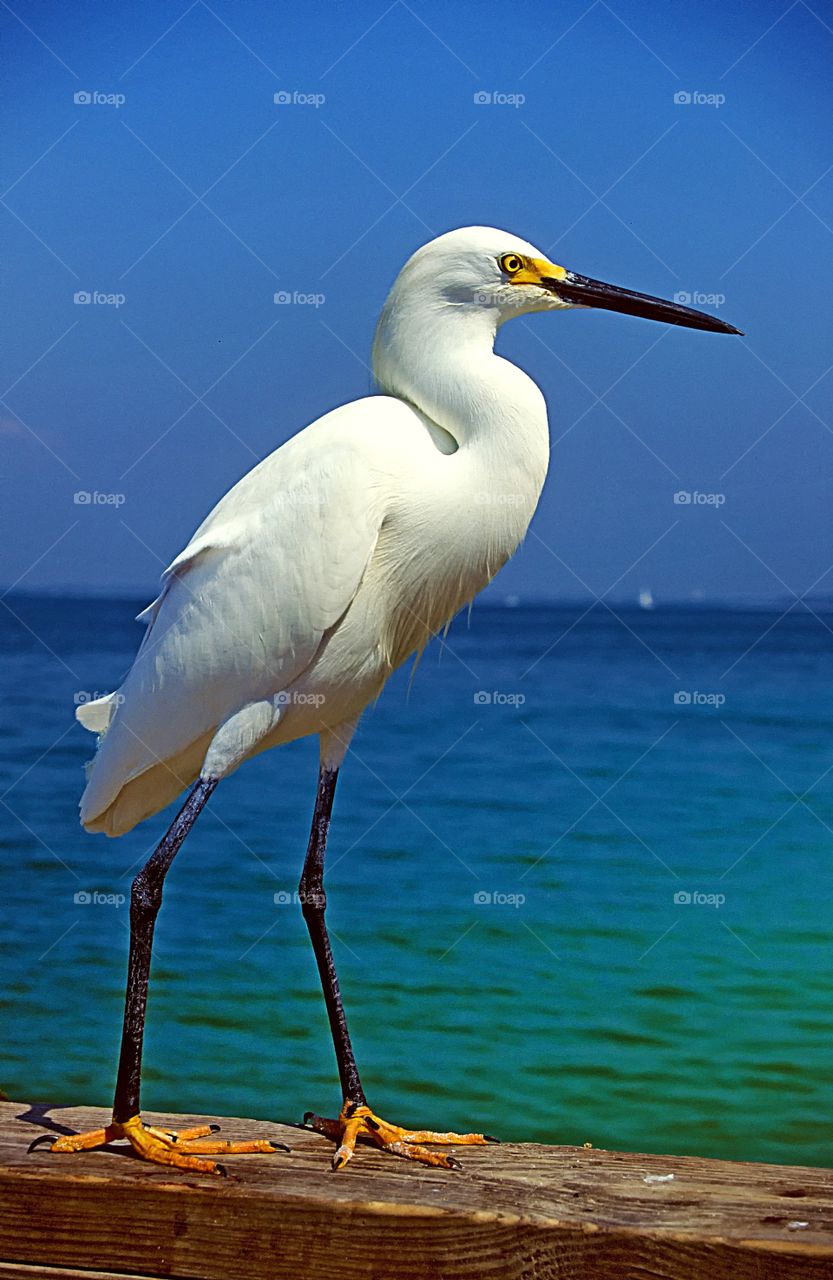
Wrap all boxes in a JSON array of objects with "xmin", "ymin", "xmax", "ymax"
[{"xmin": 34, "ymin": 227, "xmax": 740, "ymax": 1174}]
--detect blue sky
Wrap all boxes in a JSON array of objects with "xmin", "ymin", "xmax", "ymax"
[{"xmin": 2, "ymin": 0, "xmax": 832, "ymax": 602}]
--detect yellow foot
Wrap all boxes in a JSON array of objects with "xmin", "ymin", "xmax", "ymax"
[
  {"xmin": 28, "ymin": 1115, "xmax": 289, "ymax": 1176},
  {"xmin": 304, "ymin": 1100, "xmax": 498, "ymax": 1171}
]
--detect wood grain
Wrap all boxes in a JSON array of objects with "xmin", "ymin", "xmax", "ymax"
[{"xmin": 2, "ymin": 1102, "xmax": 833, "ymax": 1278}]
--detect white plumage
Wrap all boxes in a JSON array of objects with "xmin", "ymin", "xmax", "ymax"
[
  {"xmin": 79, "ymin": 229, "xmax": 552, "ymax": 834},
  {"xmin": 77, "ymin": 225, "xmax": 738, "ymax": 836}
]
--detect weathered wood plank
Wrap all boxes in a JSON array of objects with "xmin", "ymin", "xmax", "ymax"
[
  {"xmin": 2, "ymin": 1102, "xmax": 832, "ymax": 1279},
  {"xmin": 0, "ymin": 1265, "xmax": 151, "ymax": 1280}
]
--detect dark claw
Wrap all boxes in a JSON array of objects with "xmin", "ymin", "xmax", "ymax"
[
  {"xmin": 215, "ymin": 1163, "xmax": 228, "ymax": 1178},
  {"xmin": 302, "ymin": 1111, "xmax": 315, "ymax": 1126},
  {"xmin": 269, "ymin": 1140, "xmax": 291, "ymax": 1152},
  {"xmin": 484, "ymin": 1134, "xmax": 500, "ymax": 1144},
  {"xmin": 447, "ymin": 1156, "xmax": 463, "ymax": 1171},
  {"xmin": 209, "ymin": 1124, "xmax": 221, "ymax": 1133},
  {"xmin": 28, "ymin": 1134, "xmax": 57, "ymax": 1153}
]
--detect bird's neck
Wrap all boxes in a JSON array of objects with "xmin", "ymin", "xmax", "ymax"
[{"xmin": 372, "ymin": 301, "xmax": 549, "ymax": 479}]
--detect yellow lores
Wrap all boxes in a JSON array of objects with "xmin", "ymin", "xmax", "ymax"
[{"xmin": 499, "ymin": 252, "xmax": 568, "ymax": 286}]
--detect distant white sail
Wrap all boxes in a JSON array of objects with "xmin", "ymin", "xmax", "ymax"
[{"xmin": 638, "ymin": 588, "xmax": 655, "ymax": 610}]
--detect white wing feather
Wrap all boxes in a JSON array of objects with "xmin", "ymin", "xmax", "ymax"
[{"xmin": 79, "ymin": 400, "xmax": 394, "ymax": 831}]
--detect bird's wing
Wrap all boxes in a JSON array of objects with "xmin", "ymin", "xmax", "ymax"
[
  {"xmin": 79, "ymin": 403, "xmax": 394, "ymax": 829},
  {"xmin": 133, "ymin": 531, "xmax": 238, "ymax": 629}
]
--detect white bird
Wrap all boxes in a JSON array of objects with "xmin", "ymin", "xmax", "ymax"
[{"xmin": 34, "ymin": 226, "xmax": 740, "ymax": 1175}]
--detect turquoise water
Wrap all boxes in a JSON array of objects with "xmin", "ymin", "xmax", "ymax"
[{"xmin": 2, "ymin": 595, "xmax": 832, "ymax": 1166}]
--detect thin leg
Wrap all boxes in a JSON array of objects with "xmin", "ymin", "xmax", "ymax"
[
  {"xmin": 34, "ymin": 777, "xmax": 287, "ymax": 1173},
  {"xmin": 299, "ymin": 764, "xmax": 495, "ymax": 1171},
  {"xmin": 298, "ymin": 766, "xmax": 366, "ymax": 1106},
  {"xmin": 114, "ymin": 777, "xmax": 218, "ymax": 1123}
]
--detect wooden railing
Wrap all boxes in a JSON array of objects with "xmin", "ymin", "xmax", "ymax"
[{"xmin": 2, "ymin": 1101, "xmax": 832, "ymax": 1278}]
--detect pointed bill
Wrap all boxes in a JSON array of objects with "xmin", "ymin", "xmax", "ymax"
[{"xmin": 536, "ymin": 263, "xmax": 742, "ymax": 334}]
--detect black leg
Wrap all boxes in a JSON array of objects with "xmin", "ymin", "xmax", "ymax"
[
  {"xmin": 112, "ymin": 777, "xmax": 218, "ymax": 1124},
  {"xmin": 299, "ymin": 766, "xmax": 366, "ymax": 1107}
]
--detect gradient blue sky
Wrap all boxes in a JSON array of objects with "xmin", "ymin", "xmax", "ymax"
[{"xmin": 2, "ymin": 0, "xmax": 832, "ymax": 602}]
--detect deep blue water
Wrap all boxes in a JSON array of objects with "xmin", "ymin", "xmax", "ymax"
[{"xmin": 1, "ymin": 594, "xmax": 832, "ymax": 1166}]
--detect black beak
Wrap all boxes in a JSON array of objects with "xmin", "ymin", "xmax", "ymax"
[{"xmin": 541, "ymin": 271, "xmax": 743, "ymax": 335}]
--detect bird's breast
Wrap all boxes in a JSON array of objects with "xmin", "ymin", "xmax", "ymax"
[{"xmin": 367, "ymin": 452, "xmax": 545, "ymax": 669}]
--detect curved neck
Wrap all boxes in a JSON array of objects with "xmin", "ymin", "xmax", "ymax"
[{"xmin": 372, "ymin": 295, "xmax": 547, "ymax": 464}]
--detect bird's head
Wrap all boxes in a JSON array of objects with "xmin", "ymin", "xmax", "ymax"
[
  {"xmin": 378, "ymin": 225, "xmax": 742, "ymax": 336},
  {"xmin": 372, "ymin": 226, "xmax": 742, "ymax": 420}
]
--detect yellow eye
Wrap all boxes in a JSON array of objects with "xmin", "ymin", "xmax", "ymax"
[{"xmin": 499, "ymin": 253, "xmax": 524, "ymax": 276}]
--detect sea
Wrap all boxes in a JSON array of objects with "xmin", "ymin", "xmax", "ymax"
[{"xmin": 1, "ymin": 594, "xmax": 831, "ymax": 1167}]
